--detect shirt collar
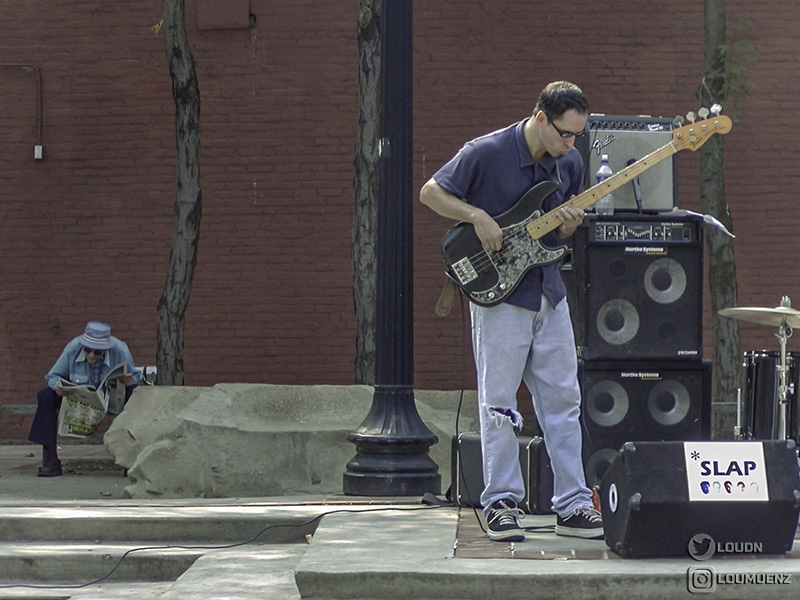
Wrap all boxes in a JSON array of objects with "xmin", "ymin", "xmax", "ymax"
[{"xmin": 515, "ymin": 119, "xmax": 560, "ymax": 175}]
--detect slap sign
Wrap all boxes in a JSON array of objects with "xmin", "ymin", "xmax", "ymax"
[{"xmin": 684, "ymin": 442, "xmax": 769, "ymax": 502}]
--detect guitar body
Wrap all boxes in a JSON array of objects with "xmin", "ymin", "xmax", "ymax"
[{"xmin": 441, "ymin": 180, "xmax": 566, "ymax": 306}]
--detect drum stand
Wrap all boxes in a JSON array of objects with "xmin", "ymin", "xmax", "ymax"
[
  {"xmin": 734, "ymin": 388, "xmax": 742, "ymax": 440},
  {"xmin": 775, "ymin": 321, "xmax": 793, "ymax": 441}
]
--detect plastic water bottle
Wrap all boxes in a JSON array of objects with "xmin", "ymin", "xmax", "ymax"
[{"xmin": 595, "ymin": 154, "xmax": 614, "ymax": 216}]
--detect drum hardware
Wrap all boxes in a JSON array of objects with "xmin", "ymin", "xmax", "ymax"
[
  {"xmin": 739, "ymin": 349, "xmax": 800, "ymax": 442},
  {"xmin": 734, "ymin": 387, "xmax": 742, "ymax": 440},
  {"xmin": 720, "ymin": 296, "xmax": 798, "ymax": 441}
]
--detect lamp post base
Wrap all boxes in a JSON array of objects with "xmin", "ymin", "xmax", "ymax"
[{"xmin": 343, "ymin": 385, "xmax": 441, "ymax": 497}]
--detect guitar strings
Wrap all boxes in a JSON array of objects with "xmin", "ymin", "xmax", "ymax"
[{"xmin": 464, "ymin": 215, "xmax": 543, "ymax": 273}]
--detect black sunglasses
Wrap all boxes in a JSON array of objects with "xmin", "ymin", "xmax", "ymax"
[
  {"xmin": 83, "ymin": 347, "xmax": 106, "ymax": 356},
  {"xmin": 547, "ymin": 115, "xmax": 586, "ymax": 139}
]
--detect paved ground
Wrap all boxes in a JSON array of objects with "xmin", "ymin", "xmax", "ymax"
[
  {"xmin": 3, "ymin": 441, "xmax": 800, "ymax": 599},
  {"xmin": 0, "ymin": 441, "xmax": 130, "ymax": 501}
]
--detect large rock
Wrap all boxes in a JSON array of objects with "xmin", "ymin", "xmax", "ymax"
[
  {"xmin": 105, "ymin": 384, "xmax": 478, "ymax": 499},
  {"xmin": 103, "ymin": 385, "xmax": 205, "ymax": 467}
]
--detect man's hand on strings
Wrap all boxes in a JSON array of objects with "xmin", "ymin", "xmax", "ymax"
[{"xmin": 473, "ymin": 211, "xmax": 503, "ymax": 251}]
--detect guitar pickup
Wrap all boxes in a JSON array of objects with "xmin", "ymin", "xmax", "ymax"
[{"xmin": 452, "ymin": 257, "xmax": 478, "ymax": 285}]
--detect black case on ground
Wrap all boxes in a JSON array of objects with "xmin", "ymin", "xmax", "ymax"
[{"xmin": 451, "ymin": 432, "xmax": 554, "ymax": 514}]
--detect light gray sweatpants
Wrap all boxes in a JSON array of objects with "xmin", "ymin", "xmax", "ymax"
[{"xmin": 471, "ymin": 298, "xmax": 593, "ymax": 517}]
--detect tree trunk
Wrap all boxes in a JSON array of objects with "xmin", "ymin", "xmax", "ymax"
[
  {"xmin": 157, "ymin": 0, "xmax": 202, "ymax": 385},
  {"xmin": 352, "ymin": 0, "xmax": 381, "ymax": 385},
  {"xmin": 701, "ymin": 0, "xmax": 741, "ymax": 415}
]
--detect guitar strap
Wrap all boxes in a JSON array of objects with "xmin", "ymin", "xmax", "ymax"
[{"xmin": 435, "ymin": 276, "xmax": 457, "ymax": 317}]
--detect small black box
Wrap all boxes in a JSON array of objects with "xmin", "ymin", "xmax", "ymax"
[{"xmin": 451, "ymin": 432, "xmax": 554, "ymax": 514}]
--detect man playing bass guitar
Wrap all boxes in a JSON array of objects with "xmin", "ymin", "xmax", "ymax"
[{"xmin": 420, "ymin": 81, "xmax": 602, "ymax": 541}]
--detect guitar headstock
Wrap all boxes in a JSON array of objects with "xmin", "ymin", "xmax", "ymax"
[{"xmin": 671, "ymin": 106, "xmax": 732, "ymax": 151}]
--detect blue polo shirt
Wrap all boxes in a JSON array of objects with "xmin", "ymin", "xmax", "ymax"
[{"xmin": 433, "ymin": 119, "xmax": 584, "ymax": 311}]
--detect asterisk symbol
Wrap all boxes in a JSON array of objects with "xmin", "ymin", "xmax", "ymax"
[{"xmin": 691, "ymin": 451, "xmax": 700, "ymax": 460}]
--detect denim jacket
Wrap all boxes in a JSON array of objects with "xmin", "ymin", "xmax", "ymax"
[{"xmin": 45, "ymin": 336, "xmax": 140, "ymax": 391}]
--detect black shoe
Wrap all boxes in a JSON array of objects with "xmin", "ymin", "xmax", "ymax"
[
  {"xmin": 555, "ymin": 506, "xmax": 603, "ymax": 539},
  {"xmin": 37, "ymin": 460, "xmax": 62, "ymax": 477},
  {"xmin": 485, "ymin": 498, "xmax": 525, "ymax": 542}
]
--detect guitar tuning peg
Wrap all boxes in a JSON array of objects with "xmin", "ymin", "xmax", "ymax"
[
  {"xmin": 686, "ymin": 111, "xmax": 697, "ymax": 123},
  {"xmin": 710, "ymin": 103, "xmax": 723, "ymax": 116},
  {"xmin": 698, "ymin": 107, "xmax": 710, "ymax": 119},
  {"xmin": 673, "ymin": 115, "xmax": 685, "ymax": 127}
]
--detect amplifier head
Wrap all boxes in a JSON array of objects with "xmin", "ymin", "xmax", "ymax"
[{"xmin": 577, "ymin": 115, "xmax": 677, "ymax": 211}]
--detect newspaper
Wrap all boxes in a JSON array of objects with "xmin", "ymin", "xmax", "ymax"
[{"xmin": 56, "ymin": 361, "xmax": 130, "ymax": 438}]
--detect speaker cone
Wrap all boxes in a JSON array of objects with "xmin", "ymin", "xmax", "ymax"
[
  {"xmin": 644, "ymin": 257, "xmax": 686, "ymax": 304},
  {"xmin": 596, "ymin": 299, "xmax": 639, "ymax": 345},
  {"xmin": 647, "ymin": 379, "xmax": 691, "ymax": 426},
  {"xmin": 586, "ymin": 379, "xmax": 629, "ymax": 427}
]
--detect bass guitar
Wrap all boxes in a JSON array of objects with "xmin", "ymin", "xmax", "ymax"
[{"xmin": 441, "ymin": 112, "xmax": 732, "ymax": 306}]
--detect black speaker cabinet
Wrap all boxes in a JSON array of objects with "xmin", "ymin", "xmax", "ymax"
[
  {"xmin": 580, "ymin": 359, "xmax": 712, "ymax": 488},
  {"xmin": 600, "ymin": 440, "xmax": 800, "ymax": 558},
  {"xmin": 572, "ymin": 214, "xmax": 703, "ymax": 361},
  {"xmin": 451, "ymin": 433, "xmax": 554, "ymax": 515},
  {"xmin": 577, "ymin": 114, "xmax": 676, "ymax": 211}
]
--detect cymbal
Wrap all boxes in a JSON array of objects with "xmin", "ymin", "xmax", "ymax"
[{"xmin": 719, "ymin": 306, "xmax": 800, "ymax": 329}]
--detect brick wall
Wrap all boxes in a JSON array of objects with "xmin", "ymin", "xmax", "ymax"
[
  {"xmin": 414, "ymin": 0, "xmax": 800, "ymax": 390},
  {"xmin": 0, "ymin": 1, "xmax": 798, "ymax": 438}
]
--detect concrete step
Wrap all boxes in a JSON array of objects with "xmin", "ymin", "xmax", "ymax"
[
  {"xmin": 0, "ymin": 545, "xmax": 307, "ymax": 600},
  {"xmin": 0, "ymin": 541, "xmax": 203, "ymax": 583},
  {"xmin": 0, "ymin": 500, "xmax": 320, "ymax": 543},
  {"xmin": 0, "ymin": 581, "xmax": 173, "ymax": 599},
  {"xmin": 0, "ymin": 498, "xmax": 322, "ymax": 597},
  {"xmin": 158, "ymin": 544, "xmax": 307, "ymax": 600},
  {"xmin": 0, "ymin": 498, "xmax": 405, "ymax": 598}
]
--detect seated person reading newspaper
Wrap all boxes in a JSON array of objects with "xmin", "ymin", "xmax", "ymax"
[{"xmin": 28, "ymin": 321, "xmax": 140, "ymax": 477}]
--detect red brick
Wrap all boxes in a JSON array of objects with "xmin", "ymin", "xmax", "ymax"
[{"xmin": 0, "ymin": 1, "xmax": 797, "ymax": 441}]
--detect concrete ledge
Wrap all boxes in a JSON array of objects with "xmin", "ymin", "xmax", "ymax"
[
  {"xmin": 0, "ymin": 405, "xmax": 36, "ymax": 416},
  {"xmin": 296, "ymin": 509, "xmax": 800, "ymax": 600},
  {"xmin": 0, "ymin": 541, "xmax": 201, "ymax": 583},
  {"xmin": 159, "ymin": 545, "xmax": 306, "ymax": 600},
  {"xmin": 0, "ymin": 501, "xmax": 321, "ymax": 543}
]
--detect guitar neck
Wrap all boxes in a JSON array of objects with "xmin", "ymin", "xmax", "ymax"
[{"xmin": 526, "ymin": 140, "xmax": 679, "ymax": 238}]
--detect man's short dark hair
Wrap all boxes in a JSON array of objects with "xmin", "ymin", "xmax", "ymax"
[{"xmin": 534, "ymin": 81, "xmax": 589, "ymax": 119}]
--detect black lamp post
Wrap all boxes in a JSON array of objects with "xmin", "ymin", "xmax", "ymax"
[{"xmin": 343, "ymin": 0, "xmax": 441, "ymax": 496}]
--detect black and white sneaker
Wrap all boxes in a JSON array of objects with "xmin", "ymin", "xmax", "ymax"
[
  {"xmin": 485, "ymin": 498, "xmax": 525, "ymax": 542},
  {"xmin": 555, "ymin": 506, "xmax": 603, "ymax": 539}
]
